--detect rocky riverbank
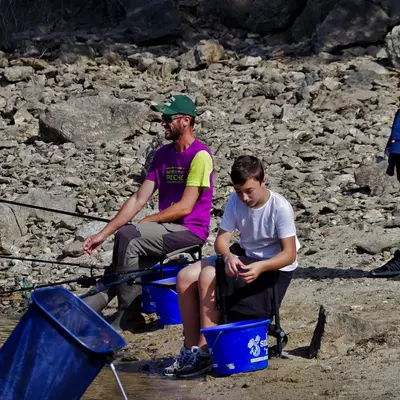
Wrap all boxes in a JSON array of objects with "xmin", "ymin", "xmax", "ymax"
[{"xmin": 1, "ymin": 17, "xmax": 400, "ymax": 400}]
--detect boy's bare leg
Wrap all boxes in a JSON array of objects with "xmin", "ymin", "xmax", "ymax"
[
  {"xmin": 198, "ymin": 264, "xmax": 220, "ymax": 350},
  {"xmin": 177, "ymin": 260, "xmax": 202, "ymax": 348}
]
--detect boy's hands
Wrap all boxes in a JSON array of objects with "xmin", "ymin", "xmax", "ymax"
[
  {"xmin": 238, "ymin": 261, "xmax": 263, "ymax": 284},
  {"xmin": 224, "ymin": 253, "xmax": 245, "ymax": 277},
  {"xmin": 223, "ymin": 256, "xmax": 263, "ymax": 284}
]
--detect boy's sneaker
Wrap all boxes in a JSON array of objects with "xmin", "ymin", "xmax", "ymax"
[
  {"xmin": 370, "ymin": 250, "xmax": 400, "ymax": 277},
  {"xmin": 163, "ymin": 346, "xmax": 192, "ymax": 377},
  {"xmin": 176, "ymin": 346, "xmax": 213, "ymax": 378}
]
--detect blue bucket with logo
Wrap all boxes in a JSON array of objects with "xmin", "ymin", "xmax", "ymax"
[
  {"xmin": 147, "ymin": 277, "xmax": 181, "ymax": 327},
  {"xmin": 141, "ymin": 264, "xmax": 185, "ymax": 313},
  {"xmin": 201, "ymin": 319, "xmax": 270, "ymax": 376}
]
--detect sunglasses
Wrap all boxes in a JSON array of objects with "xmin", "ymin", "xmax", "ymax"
[{"xmin": 161, "ymin": 114, "xmax": 187, "ymax": 123}]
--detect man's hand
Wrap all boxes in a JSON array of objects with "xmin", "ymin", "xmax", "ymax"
[
  {"xmin": 238, "ymin": 262, "xmax": 263, "ymax": 284},
  {"xmin": 224, "ymin": 253, "xmax": 245, "ymax": 278},
  {"xmin": 83, "ymin": 232, "xmax": 108, "ymax": 255}
]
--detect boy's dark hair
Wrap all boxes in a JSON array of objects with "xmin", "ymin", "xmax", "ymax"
[{"xmin": 230, "ymin": 155, "xmax": 265, "ymax": 185}]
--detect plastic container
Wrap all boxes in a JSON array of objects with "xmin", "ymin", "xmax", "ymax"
[
  {"xmin": 141, "ymin": 264, "xmax": 184, "ymax": 313},
  {"xmin": 147, "ymin": 277, "xmax": 181, "ymax": 327},
  {"xmin": 0, "ymin": 287, "xmax": 126, "ymax": 400},
  {"xmin": 201, "ymin": 319, "xmax": 270, "ymax": 376}
]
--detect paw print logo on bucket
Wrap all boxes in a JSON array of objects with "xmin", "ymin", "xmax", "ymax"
[{"xmin": 248, "ymin": 334, "xmax": 268, "ymax": 362}]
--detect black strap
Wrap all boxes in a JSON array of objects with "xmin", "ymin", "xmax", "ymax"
[
  {"xmin": 215, "ymin": 255, "xmax": 228, "ymax": 324},
  {"xmin": 272, "ymin": 271, "xmax": 286, "ymax": 358}
]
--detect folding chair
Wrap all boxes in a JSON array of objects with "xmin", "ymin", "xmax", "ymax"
[
  {"xmin": 158, "ymin": 244, "xmax": 202, "ymax": 278},
  {"xmin": 215, "ymin": 254, "xmax": 288, "ymax": 358}
]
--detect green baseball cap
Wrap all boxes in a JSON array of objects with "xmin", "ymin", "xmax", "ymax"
[{"xmin": 151, "ymin": 95, "xmax": 196, "ymax": 118}]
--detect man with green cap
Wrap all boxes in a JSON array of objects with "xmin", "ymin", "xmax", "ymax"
[{"xmin": 82, "ymin": 94, "xmax": 214, "ymax": 332}]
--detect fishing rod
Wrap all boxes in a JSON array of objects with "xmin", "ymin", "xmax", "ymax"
[
  {"xmin": 0, "ymin": 276, "xmax": 99, "ymax": 294},
  {"xmin": 0, "ymin": 198, "xmax": 112, "ymax": 223},
  {"xmin": 0, "ymin": 256, "xmax": 191, "ymax": 295},
  {"xmin": 0, "ymin": 255, "xmax": 107, "ymax": 270},
  {"xmin": 79, "ymin": 269, "xmax": 160, "ymax": 300}
]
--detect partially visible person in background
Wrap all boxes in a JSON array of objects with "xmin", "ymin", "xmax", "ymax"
[{"xmin": 370, "ymin": 109, "xmax": 400, "ymax": 277}]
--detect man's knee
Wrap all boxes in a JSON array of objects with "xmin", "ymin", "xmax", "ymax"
[{"xmin": 115, "ymin": 224, "xmax": 140, "ymax": 243}]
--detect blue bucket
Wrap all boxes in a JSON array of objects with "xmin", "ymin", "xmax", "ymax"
[
  {"xmin": 0, "ymin": 287, "xmax": 126, "ymax": 400},
  {"xmin": 147, "ymin": 277, "xmax": 181, "ymax": 327},
  {"xmin": 201, "ymin": 319, "xmax": 270, "ymax": 376},
  {"xmin": 142, "ymin": 264, "xmax": 184, "ymax": 313}
]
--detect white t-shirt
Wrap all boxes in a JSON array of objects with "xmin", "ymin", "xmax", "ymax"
[{"xmin": 220, "ymin": 190, "xmax": 300, "ymax": 272}]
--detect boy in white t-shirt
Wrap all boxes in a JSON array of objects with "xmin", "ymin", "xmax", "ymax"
[{"xmin": 164, "ymin": 155, "xmax": 300, "ymax": 378}]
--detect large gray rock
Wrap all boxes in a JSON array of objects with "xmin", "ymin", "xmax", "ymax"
[
  {"xmin": 387, "ymin": 0, "xmax": 400, "ymax": 25},
  {"xmin": 180, "ymin": 40, "xmax": 225, "ymax": 70},
  {"xmin": 293, "ymin": 0, "xmax": 400, "ymax": 44},
  {"xmin": 311, "ymin": 89, "xmax": 377, "ymax": 113},
  {"xmin": 0, "ymin": 0, "xmax": 114, "ymax": 46},
  {"xmin": 120, "ymin": 0, "xmax": 182, "ymax": 44},
  {"xmin": 314, "ymin": 0, "xmax": 391, "ymax": 52},
  {"xmin": 198, "ymin": 0, "xmax": 305, "ymax": 33},
  {"xmin": 354, "ymin": 161, "xmax": 400, "ymax": 196},
  {"xmin": 309, "ymin": 305, "xmax": 378, "ymax": 359},
  {"xmin": 39, "ymin": 96, "xmax": 148, "ymax": 143},
  {"xmin": 0, "ymin": 204, "xmax": 29, "ymax": 254},
  {"xmin": 62, "ymin": 221, "xmax": 108, "ymax": 258},
  {"xmin": 292, "ymin": 0, "xmax": 338, "ymax": 43},
  {"xmin": 4, "ymin": 66, "xmax": 34, "ymax": 82},
  {"xmin": 386, "ymin": 25, "xmax": 400, "ymax": 69},
  {"xmin": 0, "ymin": 0, "xmax": 181, "ymax": 48},
  {"xmin": 16, "ymin": 188, "xmax": 77, "ymax": 223}
]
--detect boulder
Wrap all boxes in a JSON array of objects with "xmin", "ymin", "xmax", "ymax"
[
  {"xmin": 309, "ymin": 305, "xmax": 378, "ymax": 359},
  {"xmin": 180, "ymin": 40, "xmax": 225, "ymax": 70},
  {"xmin": 292, "ymin": 0, "xmax": 338, "ymax": 43},
  {"xmin": 387, "ymin": 0, "xmax": 400, "ymax": 25},
  {"xmin": 0, "ymin": 0, "xmax": 181, "ymax": 48},
  {"xmin": 39, "ymin": 95, "xmax": 148, "ymax": 143},
  {"xmin": 62, "ymin": 221, "xmax": 111, "ymax": 258},
  {"xmin": 198, "ymin": 0, "xmax": 305, "ymax": 34},
  {"xmin": 314, "ymin": 0, "xmax": 391, "ymax": 52},
  {"xmin": 386, "ymin": 25, "xmax": 400, "ymax": 69},
  {"xmin": 4, "ymin": 66, "xmax": 34, "ymax": 82},
  {"xmin": 120, "ymin": 0, "xmax": 182, "ymax": 44},
  {"xmin": 354, "ymin": 161, "xmax": 400, "ymax": 196},
  {"xmin": 0, "ymin": 204, "xmax": 28, "ymax": 254},
  {"xmin": 0, "ymin": 0, "xmax": 113, "ymax": 46},
  {"xmin": 16, "ymin": 188, "xmax": 77, "ymax": 223}
]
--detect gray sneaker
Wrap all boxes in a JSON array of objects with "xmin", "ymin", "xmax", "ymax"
[
  {"xmin": 176, "ymin": 346, "xmax": 213, "ymax": 378},
  {"xmin": 163, "ymin": 346, "xmax": 192, "ymax": 377}
]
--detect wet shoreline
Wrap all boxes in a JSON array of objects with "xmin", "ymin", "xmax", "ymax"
[{"xmin": 0, "ymin": 316, "xmax": 198, "ymax": 400}]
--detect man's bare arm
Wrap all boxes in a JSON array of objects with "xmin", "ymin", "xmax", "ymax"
[
  {"xmin": 83, "ymin": 179, "xmax": 157, "ymax": 254},
  {"xmin": 101, "ymin": 179, "xmax": 157, "ymax": 236}
]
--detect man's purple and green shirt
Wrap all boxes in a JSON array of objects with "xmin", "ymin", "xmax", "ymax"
[{"xmin": 147, "ymin": 139, "xmax": 213, "ymax": 241}]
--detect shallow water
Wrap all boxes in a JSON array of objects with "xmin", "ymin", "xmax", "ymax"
[{"xmin": 0, "ymin": 317, "xmax": 197, "ymax": 400}]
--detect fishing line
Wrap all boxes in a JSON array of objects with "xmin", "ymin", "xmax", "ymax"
[{"xmin": 0, "ymin": 198, "xmax": 112, "ymax": 223}]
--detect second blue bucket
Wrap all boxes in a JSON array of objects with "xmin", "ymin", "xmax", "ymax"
[
  {"xmin": 147, "ymin": 277, "xmax": 181, "ymax": 327},
  {"xmin": 201, "ymin": 319, "xmax": 270, "ymax": 376},
  {"xmin": 141, "ymin": 264, "xmax": 184, "ymax": 313}
]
